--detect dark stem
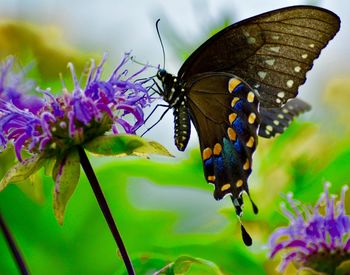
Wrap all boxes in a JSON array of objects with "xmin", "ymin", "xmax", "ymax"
[
  {"xmin": 77, "ymin": 146, "xmax": 135, "ymax": 275},
  {"xmin": 0, "ymin": 211, "xmax": 29, "ymax": 275}
]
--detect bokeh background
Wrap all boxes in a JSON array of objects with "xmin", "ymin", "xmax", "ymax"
[{"xmin": 0, "ymin": 0, "xmax": 350, "ymax": 274}]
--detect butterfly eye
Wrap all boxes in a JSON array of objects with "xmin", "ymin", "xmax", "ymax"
[{"xmin": 157, "ymin": 69, "xmax": 167, "ymax": 79}]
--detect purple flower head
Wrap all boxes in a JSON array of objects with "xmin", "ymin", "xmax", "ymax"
[
  {"xmin": 269, "ymin": 183, "xmax": 350, "ymax": 273},
  {"xmin": 0, "ymin": 53, "xmax": 153, "ymax": 161},
  {"xmin": 0, "ymin": 56, "xmax": 43, "ymax": 114}
]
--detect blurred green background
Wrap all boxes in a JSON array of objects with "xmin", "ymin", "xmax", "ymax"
[{"xmin": 0, "ymin": 0, "xmax": 350, "ymax": 274}]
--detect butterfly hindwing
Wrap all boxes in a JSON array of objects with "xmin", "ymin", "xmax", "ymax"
[
  {"xmin": 258, "ymin": 98, "xmax": 311, "ymax": 138},
  {"xmin": 186, "ymin": 73, "xmax": 259, "ymax": 209},
  {"xmin": 178, "ymin": 6, "xmax": 340, "ymax": 108}
]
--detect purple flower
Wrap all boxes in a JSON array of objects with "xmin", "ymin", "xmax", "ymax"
[
  {"xmin": 0, "ymin": 53, "xmax": 153, "ymax": 161},
  {"xmin": 0, "ymin": 56, "xmax": 43, "ymax": 114},
  {"xmin": 269, "ymin": 183, "xmax": 350, "ymax": 273}
]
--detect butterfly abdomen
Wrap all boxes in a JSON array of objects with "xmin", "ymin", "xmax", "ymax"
[{"xmin": 174, "ymin": 100, "xmax": 191, "ymax": 151}]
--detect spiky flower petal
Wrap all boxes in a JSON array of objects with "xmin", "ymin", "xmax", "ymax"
[
  {"xmin": 0, "ymin": 53, "xmax": 152, "ymax": 161},
  {"xmin": 269, "ymin": 183, "xmax": 350, "ymax": 273}
]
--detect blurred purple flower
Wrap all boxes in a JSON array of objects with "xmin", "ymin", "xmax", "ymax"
[
  {"xmin": 269, "ymin": 183, "xmax": 350, "ymax": 273},
  {"xmin": 0, "ymin": 56, "xmax": 43, "ymax": 113},
  {"xmin": 0, "ymin": 53, "xmax": 152, "ymax": 161}
]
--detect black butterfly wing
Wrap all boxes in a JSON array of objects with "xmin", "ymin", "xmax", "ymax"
[
  {"xmin": 178, "ymin": 6, "xmax": 340, "ymax": 108},
  {"xmin": 185, "ymin": 72, "xmax": 259, "ymax": 212},
  {"xmin": 259, "ymin": 98, "xmax": 311, "ymax": 138}
]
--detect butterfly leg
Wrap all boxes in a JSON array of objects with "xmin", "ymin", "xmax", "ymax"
[
  {"xmin": 140, "ymin": 106, "xmax": 171, "ymax": 137},
  {"xmin": 152, "ymin": 78, "xmax": 164, "ymax": 96}
]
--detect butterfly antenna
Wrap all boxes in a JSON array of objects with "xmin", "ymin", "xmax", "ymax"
[{"xmin": 156, "ymin": 19, "xmax": 166, "ymax": 69}]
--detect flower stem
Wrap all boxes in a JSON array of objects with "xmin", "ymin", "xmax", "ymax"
[
  {"xmin": 0, "ymin": 211, "xmax": 29, "ymax": 275},
  {"xmin": 77, "ymin": 146, "xmax": 135, "ymax": 275}
]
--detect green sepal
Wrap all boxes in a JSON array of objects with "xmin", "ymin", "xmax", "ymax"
[
  {"xmin": 0, "ymin": 154, "xmax": 45, "ymax": 192},
  {"xmin": 156, "ymin": 255, "xmax": 223, "ymax": 275},
  {"xmin": 52, "ymin": 148, "xmax": 80, "ymax": 225},
  {"xmin": 84, "ymin": 134, "xmax": 173, "ymax": 158}
]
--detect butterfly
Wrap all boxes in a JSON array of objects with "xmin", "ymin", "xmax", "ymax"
[{"xmin": 155, "ymin": 6, "xmax": 340, "ymax": 245}]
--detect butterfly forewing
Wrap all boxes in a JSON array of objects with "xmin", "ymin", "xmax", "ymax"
[
  {"xmin": 179, "ymin": 6, "xmax": 340, "ymax": 107},
  {"xmin": 186, "ymin": 73, "xmax": 259, "ymax": 205}
]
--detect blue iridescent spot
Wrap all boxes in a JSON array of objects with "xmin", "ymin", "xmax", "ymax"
[
  {"xmin": 214, "ymin": 155, "xmax": 225, "ymax": 174},
  {"xmin": 234, "ymin": 140, "xmax": 244, "ymax": 154},
  {"xmin": 232, "ymin": 100, "xmax": 243, "ymax": 111},
  {"xmin": 234, "ymin": 83, "xmax": 246, "ymax": 93},
  {"xmin": 223, "ymin": 138, "xmax": 239, "ymax": 166},
  {"xmin": 233, "ymin": 117, "xmax": 244, "ymax": 135},
  {"xmin": 204, "ymin": 157, "xmax": 214, "ymax": 169}
]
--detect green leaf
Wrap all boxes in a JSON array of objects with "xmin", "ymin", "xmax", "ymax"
[
  {"xmin": 156, "ymin": 255, "xmax": 223, "ymax": 275},
  {"xmin": 16, "ymin": 171, "xmax": 44, "ymax": 203},
  {"xmin": 0, "ymin": 146, "xmax": 16, "ymax": 180},
  {"xmin": 84, "ymin": 134, "xmax": 173, "ymax": 157},
  {"xmin": 297, "ymin": 267, "xmax": 326, "ymax": 275},
  {"xmin": 335, "ymin": 259, "xmax": 350, "ymax": 275},
  {"xmin": 0, "ymin": 154, "xmax": 45, "ymax": 192},
  {"xmin": 44, "ymin": 157, "xmax": 56, "ymax": 176},
  {"xmin": 52, "ymin": 148, "xmax": 80, "ymax": 225}
]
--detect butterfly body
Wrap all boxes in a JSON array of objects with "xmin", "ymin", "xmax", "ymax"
[{"xmin": 156, "ymin": 6, "xmax": 340, "ymax": 245}]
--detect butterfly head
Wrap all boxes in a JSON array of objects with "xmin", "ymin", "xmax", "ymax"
[
  {"xmin": 156, "ymin": 69, "xmax": 184, "ymax": 106},
  {"xmin": 156, "ymin": 68, "xmax": 167, "ymax": 80}
]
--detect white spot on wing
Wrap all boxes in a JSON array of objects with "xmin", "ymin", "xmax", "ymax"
[
  {"xmin": 277, "ymin": 92, "xmax": 285, "ymax": 98},
  {"xmin": 302, "ymin": 54, "xmax": 308, "ymax": 59},
  {"xmin": 258, "ymin": 71, "xmax": 267, "ymax": 79},
  {"xmin": 265, "ymin": 59, "xmax": 275, "ymax": 66},
  {"xmin": 286, "ymin": 80, "xmax": 294, "ymax": 88},
  {"xmin": 247, "ymin": 37, "xmax": 256, "ymax": 44},
  {"xmin": 270, "ymin": 46, "xmax": 280, "ymax": 53},
  {"xmin": 294, "ymin": 66, "xmax": 301, "ymax": 73}
]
